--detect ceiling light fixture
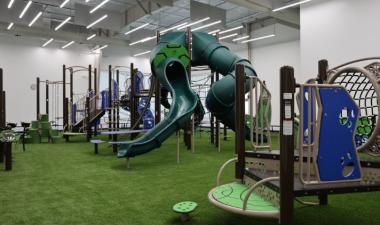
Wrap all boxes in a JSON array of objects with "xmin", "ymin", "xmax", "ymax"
[
  {"xmin": 272, "ymin": 0, "xmax": 312, "ymax": 12},
  {"xmin": 60, "ymin": 0, "xmax": 70, "ymax": 8},
  {"xmin": 86, "ymin": 14, "xmax": 108, "ymax": 29},
  {"xmin": 8, "ymin": 0, "xmax": 15, "ymax": 9},
  {"xmin": 208, "ymin": 29, "xmax": 220, "ymax": 35},
  {"xmin": 129, "ymin": 36, "xmax": 156, "ymax": 46},
  {"xmin": 219, "ymin": 33, "xmax": 238, "ymax": 40},
  {"xmin": 177, "ymin": 17, "xmax": 210, "ymax": 30},
  {"xmin": 91, "ymin": 44, "xmax": 108, "ymax": 52},
  {"xmin": 19, "ymin": 1, "xmax": 32, "ymax": 19},
  {"xmin": 87, "ymin": 34, "xmax": 96, "ymax": 40},
  {"xmin": 55, "ymin": 16, "xmax": 71, "ymax": 31},
  {"xmin": 160, "ymin": 22, "xmax": 188, "ymax": 34},
  {"xmin": 192, "ymin": 20, "xmax": 221, "ymax": 31},
  {"xmin": 232, "ymin": 35, "xmax": 249, "ymax": 42},
  {"xmin": 125, "ymin": 23, "xmax": 149, "ymax": 35},
  {"xmin": 7, "ymin": 22, "xmax": 14, "ymax": 30},
  {"xmin": 62, "ymin": 41, "xmax": 75, "ymax": 49},
  {"xmin": 219, "ymin": 25, "xmax": 243, "ymax": 34},
  {"xmin": 90, "ymin": 0, "xmax": 110, "ymax": 13},
  {"xmin": 28, "ymin": 11, "xmax": 42, "ymax": 27},
  {"xmin": 42, "ymin": 38, "xmax": 54, "ymax": 47},
  {"xmin": 241, "ymin": 34, "xmax": 276, "ymax": 43},
  {"xmin": 134, "ymin": 50, "xmax": 151, "ymax": 57}
]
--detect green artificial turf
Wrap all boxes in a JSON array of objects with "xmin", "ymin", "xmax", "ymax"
[{"xmin": 0, "ymin": 131, "xmax": 379, "ymax": 225}]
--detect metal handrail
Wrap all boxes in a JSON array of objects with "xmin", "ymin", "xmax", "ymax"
[{"xmin": 242, "ymin": 177, "xmax": 280, "ymax": 210}]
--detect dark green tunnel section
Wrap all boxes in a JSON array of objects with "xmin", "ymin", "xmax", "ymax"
[{"xmin": 117, "ymin": 31, "xmax": 258, "ymax": 158}]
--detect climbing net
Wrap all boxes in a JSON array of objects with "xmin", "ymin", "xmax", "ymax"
[{"xmin": 328, "ymin": 60, "xmax": 380, "ymax": 156}]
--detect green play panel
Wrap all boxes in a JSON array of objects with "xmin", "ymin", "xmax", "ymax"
[{"xmin": 211, "ymin": 183, "xmax": 278, "ymax": 212}]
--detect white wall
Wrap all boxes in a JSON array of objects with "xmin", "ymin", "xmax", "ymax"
[
  {"xmin": 0, "ymin": 35, "xmax": 95, "ymax": 123},
  {"xmin": 249, "ymin": 40, "xmax": 300, "ymax": 126},
  {"xmin": 301, "ymin": 0, "xmax": 380, "ymax": 77}
]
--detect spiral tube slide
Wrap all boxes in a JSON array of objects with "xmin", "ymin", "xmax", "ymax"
[{"xmin": 117, "ymin": 32, "xmax": 257, "ymax": 158}]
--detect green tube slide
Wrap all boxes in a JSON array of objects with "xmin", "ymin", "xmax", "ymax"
[{"xmin": 117, "ymin": 32, "xmax": 256, "ymax": 158}]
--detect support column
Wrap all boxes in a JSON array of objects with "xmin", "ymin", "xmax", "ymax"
[
  {"xmin": 108, "ymin": 65, "xmax": 112, "ymax": 140},
  {"xmin": 45, "ymin": 80, "xmax": 49, "ymax": 116},
  {"xmin": 279, "ymin": 66, "xmax": 295, "ymax": 225},
  {"xmin": 235, "ymin": 64, "xmax": 245, "ymax": 180}
]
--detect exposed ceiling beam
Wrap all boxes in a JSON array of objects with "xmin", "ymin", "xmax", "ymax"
[{"xmin": 226, "ymin": 0, "xmax": 300, "ymax": 26}]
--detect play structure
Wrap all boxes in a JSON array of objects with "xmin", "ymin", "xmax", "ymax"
[
  {"xmin": 117, "ymin": 31, "xmax": 260, "ymax": 159},
  {"xmin": 0, "ymin": 68, "xmax": 13, "ymax": 171},
  {"xmin": 324, "ymin": 58, "xmax": 380, "ymax": 157},
  {"xmin": 207, "ymin": 61, "xmax": 380, "ymax": 225}
]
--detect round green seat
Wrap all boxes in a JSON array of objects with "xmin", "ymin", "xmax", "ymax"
[{"xmin": 173, "ymin": 201, "xmax": 197, "ymax": 222}]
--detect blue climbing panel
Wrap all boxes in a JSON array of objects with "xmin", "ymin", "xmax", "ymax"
[{"xmin": 317, "ymin": 87, "xmax": 361, "ymax": 181}]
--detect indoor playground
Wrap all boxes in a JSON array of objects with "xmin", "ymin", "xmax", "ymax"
[{"xmin": 0, "ymin": 1, "xmax": 379, "ymax": 225}]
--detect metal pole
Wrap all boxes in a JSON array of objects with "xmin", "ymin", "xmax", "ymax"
[
  {"xmin": 235, "ymin": 64, "xmax": 245, "ymax": 180},
  {"xmin": 116, "ymin": 70, "xmax": 120, "ymax": 131},
  {"xmin": 108, "ymin": 65, "xmax": 112, "ymax": 140},
  {"xmin": 63, "ymin": 65, "xmax": 66, "ymax": 128},
  {"xmin": 46, "ymin": 80, "xmax": 49, "ymax": 116},
  {"xmin": 210, "ymin": 73, "xmax": 215, "ymax": 144},
  {"xmin": 88, "ymin": 65, "xmax": 92, "ymax": 93},
  {"xmin": 155, "ymin": 30, "xmax": 161, "ymax": 125},
  {"xmin": 36, "ymin": 77, "xmax": 40, "ymax": 120},
  {"xmin": 279, "ymin": 66, "xmax": 295, "ymax": 225},
  {"xmin": 215, "ymin": 72, "xmax": 220, "ymax": 148},
  {"xmin": 318, "ymin": 59, "xmax": 328, "ymax": 84},
  {"xmin": 94, "ymin": 68, "xmax": 98, "ymax": 136}
]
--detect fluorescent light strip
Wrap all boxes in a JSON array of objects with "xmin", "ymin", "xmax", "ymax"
[
  {"xmin": 273, "ymin": 0, "xmax": 312, "ymax": 12},
  {"xmin": 7, "ymin": 22, "xmax": 14, "ymax": 30},
  {"xmin": 219, "ymin": 33, "xmax": 238, "ymax": 40},
  {"xmin": 19, "ymin": 1, "xmax": 32, "ymax": 19},
  {"xmin": 86, "ymin": 14, "xmax": 108, "ymax": 29},
  {"xmin": 134, "ymin": 51, "xmax": 151, "ymax": 57},
  {"xmin": 129, "ymin": 36, "xmax": 155, "ymax": 46},
  {"xmin": 87, "ymin": 34, "xmax": 96, "ymax": 40},
  {"xmin": 241, "ymin": 34, "xmax": 276, "ymax": 43},
  {"xmin": 160, "ymin": 22, "xmax": 188, "ymax": 34},
  {"xmin": 90, "ymin": 0, "xmax": 110, "ymax": 13},
  {"xmin": 86, "ymin": 0, "xmax": 91, "ymax": 2},
  {"xmin": 42, "ymin": 38, "xmax": 54, "ymax": 47},
  {"xmin": 62, "ymin": 41, "xmax": 75, "ymax": 49},
  {"xmin": 192, "ymin": 20, "xmax": 221, "ymax": 31},
  {"xmin": 60, "ymin": 0, "xmax": 70, "ymax": 8},
  {"xmin": 28, "ymin": 11, "xmax": 42, "ymax": 27},
  {"xmin": 8, "ymin": 0, "xmax": 15, "ymax": 9},
  {"xmin": 125, "ymin": 23, "xmax": 149, "ymax": 35},
  {"xmin": 208, "ymin": 29, "xmax": 220, "ymax": 35},
  {"xmin": 92, "ymin": 44, "xmax": 108, "ymax": 52},
  {"xmin": 55, "ymin": 16, "xmax": 71, "ymax": 31},
  {"xmin": 232, "ymin": 35, "xmax": 249, "ymax": 42},
  {"xmin": 219, "ymin": 25, "xmax": 243, "ymax": 34},
  {"xmin": 177, "ymin": 17, "xmax": 210, "ymax": 30}
]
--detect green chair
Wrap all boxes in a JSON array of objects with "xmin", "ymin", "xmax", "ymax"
[{"xmin": 50, "ymin": 129, "xmax": 61, "ymax": 143}]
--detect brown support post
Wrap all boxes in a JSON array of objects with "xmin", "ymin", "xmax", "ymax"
[
  {"xmin": 3, "ymin": 142, "xmax": 12, "ymax": 171},
  {"xmin": 63, "ymin": 65, "xmax": 67, "ymax": 129},
  {"xmin": 86, "ymin": 97, "xmax": 91, "ymax": 141},
  {"xmin": 116, "ymin": 70, "xmax": 120, "ymax": 131},
  {"xmin": 215, "ymin": 72, "xmax": 220, "ymax": 148},
  {"xmin": 279, "ymin": 66, "xmax": 295, "ymax": 225},
  {"xmin": 108, "ymin": 65, "xmax": 112, "ymax": 140},
  {"xmin": 45, "ymin": 80, "xmax": 49, "ymax": 116},
  {"xmin": 155, "ymin": 31, "xmax": 161, "ymax": 125},
  {"xmin": 36, "ymin": 77, "xmax": 40, "ymax": 120},
  {"xmin": 318, "ymin": 59, "xmax": 329, "ymax": 84},
  {"xmin": 63, "ymin": 98, "xmax": 69, "ymax": 135},
  {"xmin": 235, "ymin": 64, "xmax": 245, "ymax": 180},
  {"xmin": 210, "ymin": 73, "xmax": 215, "ymax": 144},
  {"xmin": 94, "ymin": 68, "xmax": 98, "ymax": 136},
  {"xmin": 224, "ymin": 125, "xmax": 228, "ymax": 141},
  {"xmin": 69, "ymin": 69, "xmax": 73, "ymax": 129},
  {"xmin": 183, "ymin": 27, "xmax": 192, "ymax": 150},
  {"xmin": 88, "ymin": 65, "xmax": 92, "ymax": 93},
  {"xmin": 0, "ymin": 143, "xmax": 3, "ymax": 163}
]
